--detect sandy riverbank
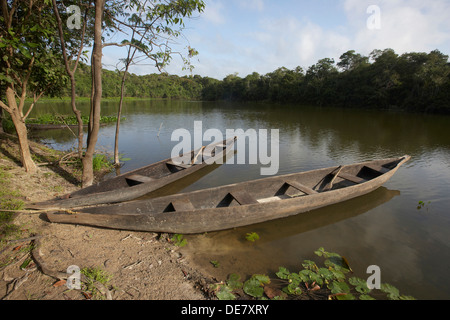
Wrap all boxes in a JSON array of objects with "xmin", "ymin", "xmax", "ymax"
[{"xmin": 0, "ymin": 133, "xmax": 214, "ymax": 300}]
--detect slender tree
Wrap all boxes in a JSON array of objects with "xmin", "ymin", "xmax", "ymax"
[
  {"xmin": 81, "ymin": 0, "xmax": 105, "ymax": 187},
  {"xmin": 52, "ymin": 0, "xmax": 92, "ymax": 158},
  {"xmin": 0, "ymin": 0, "xmax": 67, "ymax": 173},
  {"xmin": 107, "ymin": 0, "xmax": 205, "ymax": 167}
]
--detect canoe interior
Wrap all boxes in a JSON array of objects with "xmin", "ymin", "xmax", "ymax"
[
  {"xmin": 68, "ymin": 138, "xmax": 234, "ymax": 198},
  {"xmin": 73, "ymin": 156, "xmax": 406, "ymax": 216}
]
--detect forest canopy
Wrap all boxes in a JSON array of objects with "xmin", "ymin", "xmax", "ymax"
[{"xmin": 61, "ymin": 48, "xmax": 450, "ymax": 113}]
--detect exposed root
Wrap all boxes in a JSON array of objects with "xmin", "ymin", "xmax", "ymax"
[{"xmin": 31, "ymin": 236, "xmax": 112, "ymax": 300}]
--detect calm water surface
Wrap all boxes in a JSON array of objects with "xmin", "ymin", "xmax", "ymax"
[{"xmin": 30, "ymin": 99, "xmax": 450, "ymax": 300}]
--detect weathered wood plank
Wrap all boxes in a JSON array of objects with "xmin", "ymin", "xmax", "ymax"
[
  {"xmin": 285, "ymin": 180, "xmax": 318, "ymax": 195},
  {"xmin": 365, "ymin": 165, "xmax": 390, "ymax": 174},
  {"xmin": 338, "ymin": 172, "xmax": 368, "ymax": 184},
  {"xmin": 171, "ymin": 198, "xmax": 195, "ymax": 212},
  {"xmin": 322, "ymin": 166, "xmax": 344, "ymax": 191},
  {"xmin": 230, "ymin": 191, "xmax": 258, "ymax": 205},
  {"xmin": 126, "ymin": 174, "xmax": 155, "ymax": 184},
  {"xmin": 257, "ymin": 195, "xmax": 290, "ymax": 203}
]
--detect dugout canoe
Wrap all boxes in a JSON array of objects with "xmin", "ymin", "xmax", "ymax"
[
  {"xmin": 29, "ymin": 137, "xmax": 237, "ymax": 209},
  {"xmin": 46, "ymin": 155, "xmax": 410, "ymax": 234}
]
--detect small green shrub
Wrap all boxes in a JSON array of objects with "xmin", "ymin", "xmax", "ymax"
[{"xmin": 92, "ymin": 154, "xmax": 113, "ymax": 172}]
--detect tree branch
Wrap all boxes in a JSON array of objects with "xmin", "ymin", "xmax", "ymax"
[
  {"xmin": 23, "ymin": 91, "xmax": 44, "ymax": 120},
  {"xmin": 0, "ymin": 100, "xmax": 13, "ymax": 114},
  {"xmin": 17, "ymin": 56, "xmax": 35, "ymax": 116}
]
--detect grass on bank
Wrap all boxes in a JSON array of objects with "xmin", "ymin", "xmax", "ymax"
[
  {"xmin": 25, "ymin": 113, "xmax": 124, "ymax": 126},
  {"xmin": 0, "ymin": 133, "xmax": 115, "ymax": 243},
  {"xmin": 0, "ymin": 166, "xmax": 24, "ymax": 240}
]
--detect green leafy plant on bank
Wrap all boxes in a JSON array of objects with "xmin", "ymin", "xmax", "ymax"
[
  {"xmin": 92, "ymin": 154, "xmax": 114, "ymax": 172},
  {"xmin": 170, "ymin": 234, "xmax": 187, "ymax": 247},
  {"xmin": 245, "ymin": 232, "xmax": 260, "ymax": 242},
  {"xmin": 210, "ymin": 247, "xmax": 415, "ymax": 301},
  {"xmin": 417, "ymin": 200, "xmax": 431, "ymax": 212},
  {"xmin": 80, "ymin": 266, "xmax": 113, "ymax": 300}
]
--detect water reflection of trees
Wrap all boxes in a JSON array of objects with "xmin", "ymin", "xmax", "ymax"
[{"xmin": 28, "ymin": 100, "xmax": 450, "ymax": 165}]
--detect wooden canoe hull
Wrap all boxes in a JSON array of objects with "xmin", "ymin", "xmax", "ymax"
[
  {"xmin": 47, "ymin": 155, "xmax": 410, "ymax": 234},
  {"xmin": 29, "ymin": 137, "xmax": 236, "ymax": 209}
]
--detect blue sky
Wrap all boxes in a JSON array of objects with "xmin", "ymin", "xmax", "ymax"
[{"xmin": 103, "ymin": 0, "xmax": 450, "ymax": 80}]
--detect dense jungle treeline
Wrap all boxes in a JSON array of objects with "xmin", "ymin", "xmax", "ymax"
[{"xmin": 65, "ymin": 48, "xmax": 450, "ymax": 113}]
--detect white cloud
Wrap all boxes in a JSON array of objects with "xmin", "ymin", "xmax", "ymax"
[
  {"xmin": 248, "ymin": 17, "xmax": 352, "ymax": 73},
  {"xmin": 126, "ymin": 1, "xmax": 450, "ymax": 79},
  {"xmin": 202, "ymin": 0, "xmax": 226, "ymax": 25},
  {"xmin": 344, "ymin": 0, "xmax": 450, "ymax": 55}
]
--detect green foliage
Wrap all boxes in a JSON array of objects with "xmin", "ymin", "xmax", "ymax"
[
  {"xmin": 379, "ymin": 283, "xmax": 417, "ymax": 300},
  {"xmin": 417, "ymin": 200, "xmax": 431, "ymax": 211},
  {"xmin": 170, "ymin": 234, "xmax": 187, "ymax": 247},
  {"xmin": 226, "ymin": 273, "xmax": 243, "ymax": 291},
  {"xmin": 92, "ymin": 154, "xmax": 113, "ymax": 172},
  {"xmin": 199, "ymin": 49, "xmax": 449, "ymax": 114},
  {"xmin": 349, "ymin": 277, "xmax": 371, "ymax": 294},
  {"xmin": 245, "ymin": 232, "xmax": 260, "ymax": 242},
  {"xmin": 26, "ymin": 113, "xmax": 123, "ymax": 125},
  {"xmin": 243, "ymin": 274, "xmax": 270, "ymax": 298},
  {"xmin": 0, "ymin": 0, "xmax": 68, "ymax": 98},
  {"xmin": 215, "ymin": 285, "xmax": 236, "ymax": 300},
  {"xmin": 66, "ymin": 49, "xmax": 450, "ymax": 113},
  {"xmin": 0, "ymin": 166, "xmax": 24, "ymax": 238},
  {"xmin": 210, "ymin": 247, "xmax": 416, "ymax": 301},
  {"xmin": 57, "ymin": 64, "xmax": 204, "ymax": 100},
  {"xmin": 80, "ymin": 266, "xmax": 112, "ymax": 300},
  {"xmin": 210, "ymin": 260, "xmax": 220, "ymax": 268},
  {"xmin": 52, "ymin": 48, "xmax": 449, "ymax": 114},
  {"xmin": 1, "ymin": 113, "xmax": 15, "ymax": 134}
]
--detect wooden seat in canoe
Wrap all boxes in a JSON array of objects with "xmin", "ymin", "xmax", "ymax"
[
  {"xmin": 171, "ymin": 198, "xmax": 195, "ymax": 212},
  {"xmin": 364, "ymin": 165, "xmax": 390, "ymax": 174},
  {"xmin": 229, "ymin": 191, "xmax": 258, "ymax": 205},
  {"xmin": 285, "ymin": 180, "xmax": 318, "ymax": 195},
  {"xmin": 337, "ymin": 172, "xmax": 368, "ymax": 184},
  {"xmin": 125, "ymin": 174, "xmax": 155, "ymax": 184}
]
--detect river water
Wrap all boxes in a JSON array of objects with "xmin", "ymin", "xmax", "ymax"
[{"xmin": 30, "ymin": 99, "xmax": 450, "ymax": 300}]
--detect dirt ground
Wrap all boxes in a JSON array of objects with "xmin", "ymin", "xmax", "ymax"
[{"xmin": 0, "ymin": 134, "xmax": 215, "ymax": 300}]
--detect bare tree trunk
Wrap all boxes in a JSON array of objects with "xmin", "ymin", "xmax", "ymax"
[
  {"xmin": 0, "ymin": 107, "xmax": 4, "ymax": 134},
  {"xmin": 114, "ymin": 50, "xmax": 133, "ymax": 165},
  {"xmin": 70, "ymin": 78, "xmax": 84, "ymax": 159},
  {"xmin": 114, "ymin": 26, "xmax": 144, "ymax": 166},
  {"xmin": 81, "ymin": 0, "xmax": 104, "ymax": 187},
  {"xmin": 5, "ymin": 87, "xmax": 37, "ymax": 173},
  {"xmin": 52, "ymin": 0, "xmax": 85, "ymax": 159},
  {"xmin": 114, "ymin": 75, "xmax": 127, "ymax": 165}
]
